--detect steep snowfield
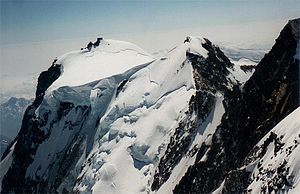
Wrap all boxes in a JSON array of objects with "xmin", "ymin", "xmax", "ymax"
[
  {"xmin": 2, "ymin": 19, "xmax": 299, "ymax": 194},
  {"xmin": 12, "ymin": 37, "xmax": 210, "ymax": 193},
  {"xmin": 0, "ymin": 37, "xmax": 246, "ymax": 193},
  {"xmin": 74, "ymin": 37, "xmax": 210, "ymax": 194},
  {"xmin": 25, "ymin": 65, "xmax": 150, "ymax": 183},
  {"xmin": 22, "ymin": 39, "xmax": 155, "ymax": 190},
  {"xmin": 211, "ymin": 107, "xmax": 300, "ymax": 194},
  {"xmin": 245, "ymin": 107, "xmax": 300, "ymax": 193},
  {"xmin": 0, "ymin": 142, "xmax": 16, "ymax": 189},
  {"xmin": 48, "ymin": 39, "xmax": 154, "ymax": 91},
  {"xmin": 157, "ymin": 94, "xmax": 225, "ymax": 194}
]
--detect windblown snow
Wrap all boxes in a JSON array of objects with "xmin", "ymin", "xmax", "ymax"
[
  {"xmin": 1, "ymin": 37, "xmax": 274, "ymax": 194},
  {"xmin": 48, "ymin": 39, "xmax": 154, "ymax": 91},
  {"xmin": 245, "ymin": 107, "xmax": 300, "ymax": 194},
  {"xmin": 0, "ymin": 142, "xmax": 16, "ymax": 190},
  {"xmin": 157, "ymin": 94, "xmax": 225, "ymax": 194},
  {"xmin": 12, "ymin": 37, "xmax": 210, "ymax": 194},
  {"xmin": 73, "ymin": 38, "xmax": 208, "ymax": 194}
]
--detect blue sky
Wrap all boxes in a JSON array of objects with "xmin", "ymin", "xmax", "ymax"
[{"xmin": 1, "ymin": 0, "xmax": 299, "ymax": 45}]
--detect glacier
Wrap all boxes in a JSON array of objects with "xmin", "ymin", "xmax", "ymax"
[{"xmin": 1, "ymin": 18, "xmax": 299, "ymax": 194}]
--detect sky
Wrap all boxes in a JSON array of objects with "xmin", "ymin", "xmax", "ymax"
[
  {"xmin": 1, "ymin": 0, "xmax": 300, "ymax": 45},
  {"xmin": 0, "ymin": 0, "xmax": 299, "ymax": 99}
]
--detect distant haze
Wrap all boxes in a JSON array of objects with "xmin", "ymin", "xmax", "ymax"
[{"xmin": 1, "ymin": 0, "xmax": 299, "ymax": 97}]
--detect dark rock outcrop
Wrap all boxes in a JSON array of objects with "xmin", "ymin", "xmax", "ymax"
[
  {"xmin": 174, "ymin": 18, "xmax": 299, "ymax": 194},
  {"xmin": 85, "ymin": 38, "xmax": 103, "ymax": 51},
  {"xmin": 240, "ymin": 64, "xmax": 256, "ymax": 73},
  {"xmin": 152, "ymin": 38, "xmax": 234, "ymax": 191},
  {"xmin": 93, "ymin": 37, "xmax": 103, "ymax": 47},
  {"xmin": 1, "ymin": 59, "xmax": 61, "ymax": 193}
]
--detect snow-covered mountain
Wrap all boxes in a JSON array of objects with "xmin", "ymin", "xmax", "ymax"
[
  {"xmin": 174, "ymin": 18, "xmax": 300, "ymax": 194},
  {"xmin": 0, "ymin": 97, "xmax": 32, "ymax": 139},
  {"xmin": 0, "ymin": 97, "xmax": 32, "ymax": 157},
  {"xmin": 245, "ymin": 107, "xmax": 300, "ymax": 194},
  {"xmin": 1, "ymin": 18, "xmax": 299, "ymax": 194}
]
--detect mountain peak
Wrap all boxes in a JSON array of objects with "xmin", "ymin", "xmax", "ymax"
[
  {"xmin": 182, "ymin": 36, "xmax": 209, "ymax": 58},
  {"xmin": 1, "ymin": 20, "xmax": 299, "ymax": 193},
  {"xmin": 47, "ymin": 38, "xmax": 154, "ymax": 92}
]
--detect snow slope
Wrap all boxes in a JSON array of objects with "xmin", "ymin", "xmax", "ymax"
[
  {"xmin": 0, "ymin": 36, "xmax": 253, "ymax": 194},
  {"xmin": 0, "ymin": 142, "xmax": 16, "ymax": 189},
  {"xmin": 157, "ymin": 94, "xmax": 225, "ymax": 194},
  {"xmin": 211, "ymin": 107, "xmax": 300, "ymax": 194},
  {"xmin": 2, "ymin": 19, "xmax": 299, "ymax": 194},
  {"xmin": 73, "ymin": 37, "xmax": 209, "ymax": 194},
  {"xmin": 48, "ymin": 39, "xmax": 154, "ymax": 91},
  {"xmin": 245, "ymin": 107, "xmax": 300, "ymax": 193},
  {"xmin": 14, "ymin": 39, "xmax": 155, "ymax": 192}
]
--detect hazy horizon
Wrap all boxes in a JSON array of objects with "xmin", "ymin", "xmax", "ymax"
[{"xmin": 1, "ymin": 0, "xmax": 299, "ymax": 99}]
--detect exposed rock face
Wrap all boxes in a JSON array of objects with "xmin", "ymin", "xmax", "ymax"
[
  {"xmin": 240, "ymin": 65, "xmax": 256, "ymax": 73},
  {"xmin": 85, "ymin": 38, "xmax": 103, "ymax": 51},
  {"xmin": 1, "ymin": 63, "xmax": 151, "ymax": 193},
  {"xmin": 1, "ymin": 60, "xmax": 62, "ymax": 193},
  {"xmin": 1, "ymin": 39, "xmax": 154, "ymax": 194},
  {"xmin": 174, "ymin": 18, "xmax": 299, "ymax": 194},
  {"xmin": 1, "ymin": 19, "xmax": 299, "ymax": 194},
  {"xmin": 152, "ymin": 38, "xmax": 234, "ymax": 191}
]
